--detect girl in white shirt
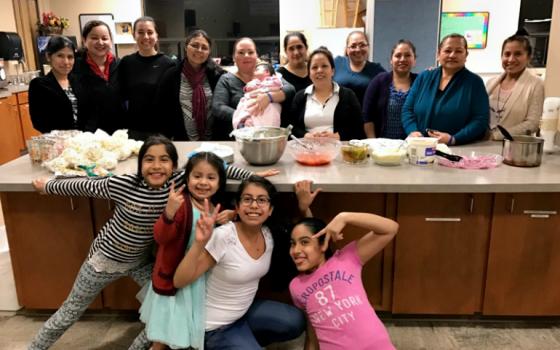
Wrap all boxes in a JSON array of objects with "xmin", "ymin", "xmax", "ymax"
[{"xmin": 173, "ymin": 176, "xmax": 305, "ymax": 349}]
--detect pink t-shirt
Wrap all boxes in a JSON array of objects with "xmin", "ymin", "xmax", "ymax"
[{"xmin": 289, "ymin": 242, "xmax": 395, "ymax": 350}]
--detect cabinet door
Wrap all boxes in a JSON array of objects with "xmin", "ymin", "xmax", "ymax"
[
  {"xmin": 393, "ymin": 193, "xmax": 492, "ymax": 314},
  {"xmin": 19, "ymin": 103, "xmax": 41, "ymax": 141},
  {"xmin": 0, "ymin": 96, "xmax": 25, "ymax": 164},
  {"xmin": 92, "ymin": 199, "xmax": 141, "ymax": 310},
  {"xmin": 1, "ymin": 192, "xmax": 102, "ymax": 309},
  {"xmin": 484, "ymin": 193, "xmax": 560, "ymax": 316},
  {"xmin": 313, "ymin": 193, "xmax": 393, "ymax": 311}
]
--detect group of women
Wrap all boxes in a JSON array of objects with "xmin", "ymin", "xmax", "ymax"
[{"xmin": 29, "ymin": 18, "xmax": 545, "ymax": 147}]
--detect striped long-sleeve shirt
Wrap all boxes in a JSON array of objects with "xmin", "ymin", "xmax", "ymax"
[{"xmin": 45, "ymin": 165, "xmax": 253, "ymax": 263}]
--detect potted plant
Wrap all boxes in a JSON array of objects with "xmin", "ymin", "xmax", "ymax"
[{"xmin": 38, "ymin": 12, "xmax": 70, "ymax": 36}]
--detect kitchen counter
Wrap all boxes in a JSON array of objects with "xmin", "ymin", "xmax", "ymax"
[
  {"xmin": 2, "ymin": 140, "xmax": 560, "ymax": 315},
  {"xmin": 0, "ymin": 141, "xmax": 559, "ymax": 193},
  {"xmin": 0, "ymin": 84, "xmax": 29, "ymax": 99}
]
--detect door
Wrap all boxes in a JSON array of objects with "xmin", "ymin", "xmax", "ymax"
[
  {"xmin": 484, "ymin": 193, "xmax": 560, "ymax": 315},
  {"xmin": 393, "ymin": 193, "xmax": 492, "ymax": 314}
]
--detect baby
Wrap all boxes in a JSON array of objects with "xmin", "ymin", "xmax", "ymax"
[{"xmin": 232, "ymin": 62, "xmax": 283, "ymax": 129}]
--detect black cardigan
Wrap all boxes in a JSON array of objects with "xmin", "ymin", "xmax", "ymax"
[
  {"xmin": 153, "ymin": 59, "xmax": 225, "ymax": 140},
  {"xmin": 290, "ymin": 85, "xmax": 366, "ymax": 140},
  {"xmin": 71, "ymin": 52, "xmax": 125, "ymax": 134},
  {"xmin": 28, "ymin": 72, "xmax": 83, "ymax": 133}
]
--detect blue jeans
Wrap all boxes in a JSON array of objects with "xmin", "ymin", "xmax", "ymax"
[{"xmin": 204, "ymin": 299, "xmax": 305, "ymax": 350}]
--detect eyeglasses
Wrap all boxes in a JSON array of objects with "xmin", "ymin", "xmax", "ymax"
[
  {"xmin": 188, "ymin": 43, "xmax": 210, "ymax": 52},
  {"xmin": 347, "ymin": 43, "xmax": 368, "ymax": 50},
  {"xmin": 240, "ymin": 195, "xmax": 270, "ymax": 207}
]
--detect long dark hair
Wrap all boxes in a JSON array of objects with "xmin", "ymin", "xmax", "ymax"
[
  {"xmin": 136, "ymin": 134, "xmax": 178, "ymax": 179},
  {"xmin": 183, "ymin": 152, "xmax": 227, "ymax": 204},
  {"xmin": 307, "ymin": 46, "xmax": 335, "ymax": 75},
  {"xmin": 283, "ymin": 32, "xmax": 308, "ymax": 51},
  {"xmin": 292, "ymin": 217, "xmax": 333, "ymax": 259},
  {"xmin": 45, "ymin": 35, "xmax": 76, "ymax": 56},
  {"xmin": 82, "ymin": 20, "xmax": 113, "ymax": 41}
]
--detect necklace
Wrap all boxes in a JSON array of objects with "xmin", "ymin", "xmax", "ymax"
[{"xmin": 491, "ymin": 83, "xmax": 512, "ymax": 121}]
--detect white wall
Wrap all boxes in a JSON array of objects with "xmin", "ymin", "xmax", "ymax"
[
  {"xmin": 0, "ymin": 0, "xmax": 17, "ymax": 32},
  {"xmin": 279, "ymin": 0, "xmax": 362, "ymax": 59},
  {"xmin": 442, "ymin": 0, "xmax": 521, "ymax": 74},
  {"xmin": 39, "ymin": 0, "xmax": 142, "ymax": 44}
]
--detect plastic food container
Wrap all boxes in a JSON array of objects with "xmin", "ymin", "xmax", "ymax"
[
  {"xmin": 371, "ymin": 148, "xmax": 407, "ymax": 166},
  {"xmin": 407, "ymin": 137, "xmax": 438, "ymax": 165},
  {"xmin": 340, "ymin": 140, "xmax": 369, "ymax": 164},
  {"xmin": 288, "ymin": 137, "xmax": 341, "ymax": 166}
]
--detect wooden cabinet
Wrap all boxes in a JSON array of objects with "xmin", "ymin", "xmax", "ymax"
[
  {"xmin": 313, "ymin": 193, "xmax": 394, "ymax": 311},
  {"xmin": 483, "ymin": 193, "xmax": 560, "ymax": 316},
  {"xmin": 0, "ymin": 95, "xmax": 25, "ymax": 164},
  {"xmin": 392, "ymin": 193, "xmax": 492, "ymax": 314},
  {"xmin": 1, "ymin": 192, "xmax": 102, "ymax": 309},
  {"xmin": 17, "ymin": 91, "xmax": 41, "ymax": 142},
  {"xmin": 91, "ymin": 199, "xmax": 141, "ymax": 310}
]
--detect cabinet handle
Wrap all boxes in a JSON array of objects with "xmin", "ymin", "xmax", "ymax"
[
  {"xmin": 70, "ymin": 198, "xmax": 76, "ymax": 211},
  {"xmin": 469, "ymin": 195, "xmax": 474, "ymax": 213},
  {"xmin": 425, "ymin": 218, "xmax": 461, "ymax": 222},
  {"xmin": 523, "ymin": 210, "xmax": 557, "ymax": 215},
  {"xmin": 509, "ymin": 197, "xmax": 515, "ymax": 214},
  {"xmin": 524, "ymin": 210, "xmax": 556, "ymax": 219}
]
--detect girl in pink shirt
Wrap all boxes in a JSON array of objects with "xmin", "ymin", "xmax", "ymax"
[{"xmin": 289, "ymin": 212, "xmax": 399, "ymax": 350}]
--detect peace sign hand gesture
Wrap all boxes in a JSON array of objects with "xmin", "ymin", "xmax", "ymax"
[
  {"xmin": 164, "ymin": 181, "xmax": 186, "ymax": 221},
  {"xmin": 312, "ymin": 212, "xmax": 347, "ymax": 251},
  {"xmin": 195, "ymin": 199, "xmax": 221, "ymax": 244}
]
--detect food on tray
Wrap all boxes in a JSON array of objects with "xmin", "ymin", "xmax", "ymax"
[{"xmin": 437, "ymin": 153, "xmax": 503, "ymax": 169}]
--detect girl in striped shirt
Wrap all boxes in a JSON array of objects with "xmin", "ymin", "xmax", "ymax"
[{"xmin": 28, "ymin": 135, "xmax": 273, "ymax": 350}]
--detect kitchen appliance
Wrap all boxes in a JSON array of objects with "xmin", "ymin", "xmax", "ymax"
[
  {"xmin": 0, "ymin": 32, "xmax": 24, "ymax": 61},
  {"xmin": 502, "ymin": 136, "xmax": 544, "ymax": 167},
  {"xmin": 231, "ymin": 126, "xmax": 291, "ymax": 165}
]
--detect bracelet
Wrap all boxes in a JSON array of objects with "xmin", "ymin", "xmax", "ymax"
[
  {"xmin": 266, "ymin": 92, "xmax": 273, "ymax": 103},
  {"xmin": 448, "ymin": 136, "xmax": 455, "ymax": 145}
]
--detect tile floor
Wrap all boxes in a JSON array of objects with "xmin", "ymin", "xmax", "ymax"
[{"xmin": 2, "ymin": 312, "xmax": 560, "ymax": 349}]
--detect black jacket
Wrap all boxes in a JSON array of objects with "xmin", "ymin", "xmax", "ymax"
[
  {"xmin": 153, "ymin": 59, "xmax": 225, "ymax": 140},
  {"xmin": 290, "ymin": 85, "xmax": 366, "ymax": 140},
  {"xmin": 72, "ymin": 52, "xmax": 125, "ymax": 134},
  {"xmin": 28, "ymin": 72, "xmax": 83, "ymax": 133}
]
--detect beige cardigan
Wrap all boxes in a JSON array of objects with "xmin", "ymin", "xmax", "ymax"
[{"xmin": 485, "ymin": 69, "xmax": 545, "ymax": 140}]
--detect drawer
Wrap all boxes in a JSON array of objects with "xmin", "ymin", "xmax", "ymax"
[{"xmin": 0, "ymin": 94, "xmax": 18, "ymax": 106}]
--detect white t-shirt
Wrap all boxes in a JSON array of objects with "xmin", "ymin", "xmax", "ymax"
[{"xmin": 204, "ymin": 221, "xmax": 274, "ymax": 331}]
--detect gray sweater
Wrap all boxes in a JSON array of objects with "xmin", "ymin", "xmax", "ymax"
[{"xmin": 211, "ymin": 72, "xmax": 295, "ymax": 140}]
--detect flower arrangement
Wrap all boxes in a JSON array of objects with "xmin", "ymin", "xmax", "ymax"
[{"xmin": 38, "ymin": 12, "xmax": 70, "ymax": 35}]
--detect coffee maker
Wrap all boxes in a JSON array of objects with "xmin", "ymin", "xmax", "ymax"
[{"xmin": 0, "ymin": 32, "xmax": 24, "ymax": 81}]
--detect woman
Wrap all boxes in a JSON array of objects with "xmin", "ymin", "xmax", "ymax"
[
  {"xmin": 277, "ymin": 32, "xmax": 312, "ymax": 92},
  {"xmin": 363, "ymin": 39, "xmax": 417, "ymax": 139},
  {"xmin": 153, "ymin": 29, "xmax": 224, "ymax": 141},
  {"xmin": 486, "ymin": 35, "xmax": 544, "ymax": 140},
  {"xmin": 72, "ymin": 20, "xmax": 125, "ymax": 134},
  {"xmin": 334, "ymin": 31, "xmax": 386, "ymax": 106},
  {"xmin": 119, "ymin": 16, "xmax": 175, "ymax": 141},
  {"xmin": 401, "ymin": 34, "xmax": 489, "ymax": 145},
  {"xmin": 291, "ymin": 46, "xmax": 365, "ymax": 141},
  {"xmin": 29, "ymin": 36, "xmax": 82, "ymax": 133},
  {"xmin": 211, "ymin": 37, "xmax": 295, "ymax": 140}
]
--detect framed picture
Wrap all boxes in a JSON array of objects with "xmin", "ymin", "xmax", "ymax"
[
  {"xmin": 115, "ymin": 22, "xmax": 135, "ymax": 44},
  {"xmin": 440, "ymin": 12, "xmax": 490, "ymax": 49}
]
